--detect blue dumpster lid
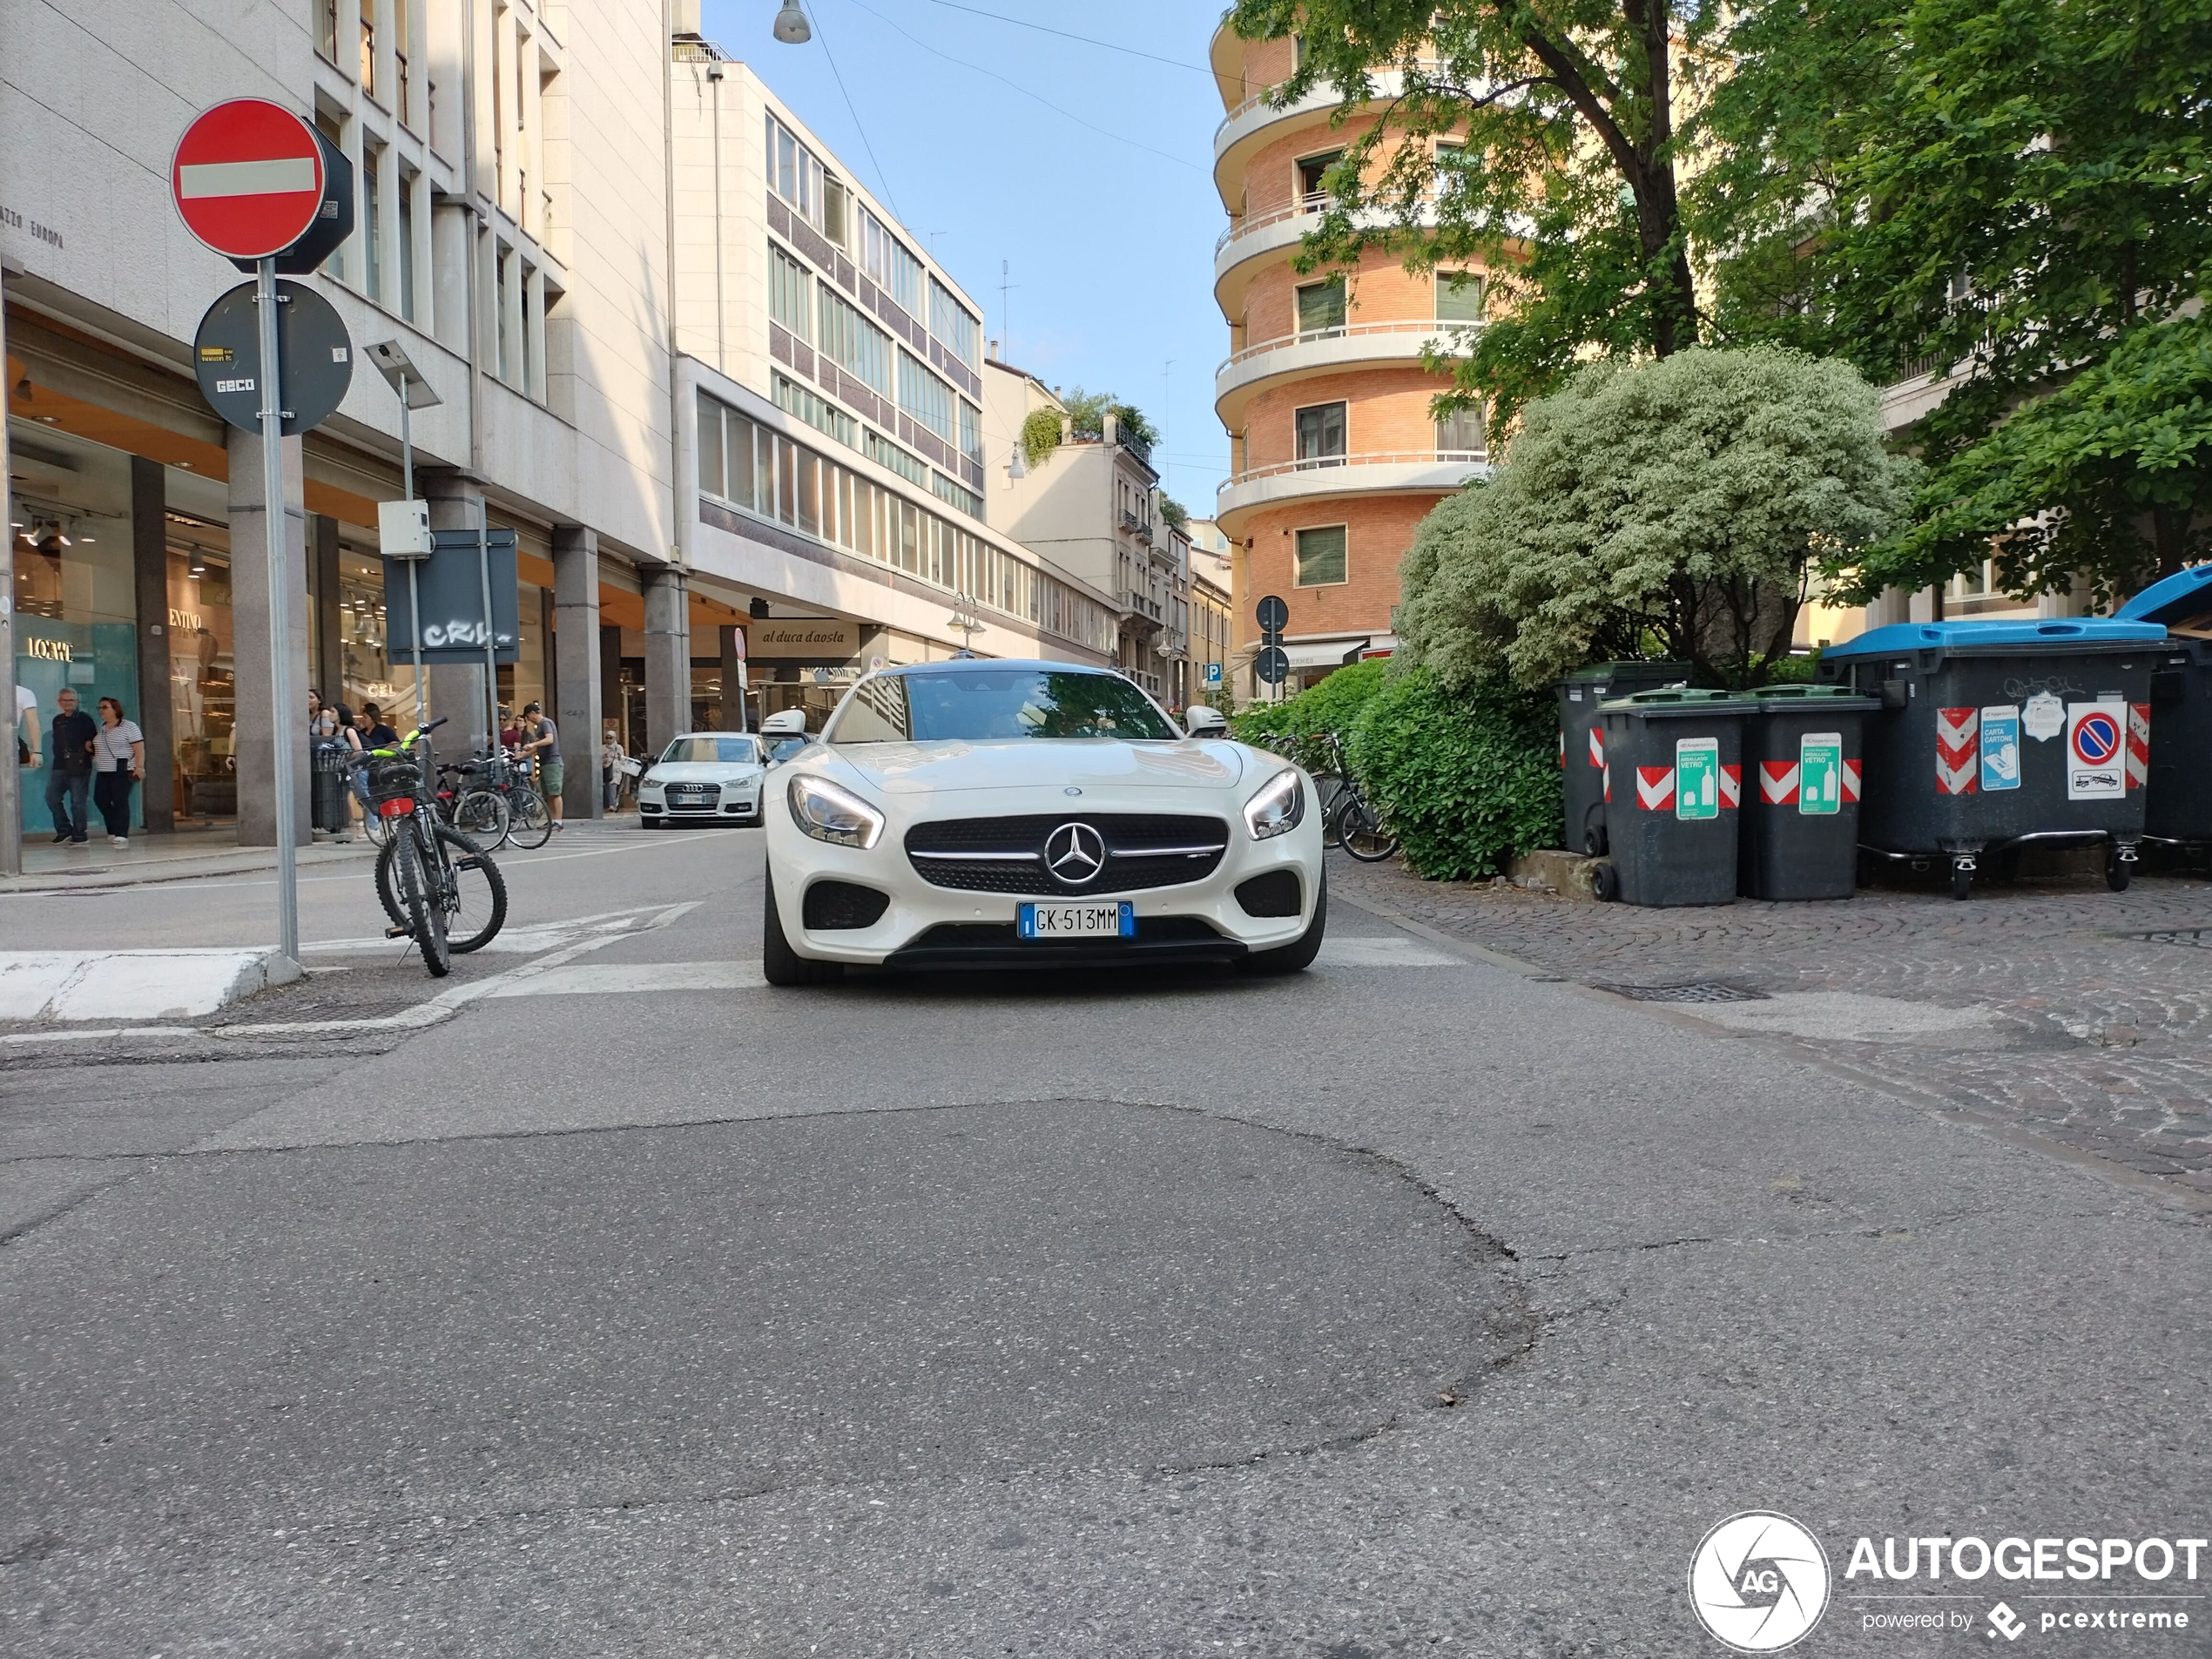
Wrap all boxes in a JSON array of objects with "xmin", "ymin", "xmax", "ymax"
[
  {"xmin": 1823, "ymin": 618, "xmax": 2165, "ymax": 660},
  {"xmin": 2115, "ymin": 563, "xmax": 2212, "ymax": 626}
]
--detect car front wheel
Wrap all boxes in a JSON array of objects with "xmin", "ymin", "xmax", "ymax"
[
  {"xmin": 1240, "ymin": 874, "xmax": 1326, "ymax": 976},
  {"xmin": 762, "ymin": 864, "xmax": 843, "ymax": 986}
]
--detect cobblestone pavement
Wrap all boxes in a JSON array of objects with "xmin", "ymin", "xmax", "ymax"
[{"xmin": 1329, "ymin": 854, "xmax": 2212, "ymax": 1198}]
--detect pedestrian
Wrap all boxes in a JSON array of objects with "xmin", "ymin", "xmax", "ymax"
[
  {"xmin": 44, "ymin": 686, "xmax": 97, "ymax": 846},
  {"xmin": 15, "ymin": 680, "xmax": 38, "ymax": 773},
  {"xmin": 603, "ymin": 725, "xmax": 625, "ymax": 812},
  {"xmin": 522, "ymin": 699, "xmax": 563, "ymax": 827},
  {"xmin": 91, "ymin": 696, "xmax": 145, "ymax": 846},
  {"xmin": 361, "ymin": 702, "xmax": 401, "ymax": 751}
]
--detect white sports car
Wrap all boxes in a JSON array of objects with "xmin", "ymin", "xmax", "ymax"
[{"xmin": 759, "ymin": 660, "xmax": 1326, "ymax": 984}]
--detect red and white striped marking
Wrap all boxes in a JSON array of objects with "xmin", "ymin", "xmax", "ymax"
[
  {"xmin": 1602, "ymin": 761, "xmax": 1610, "ymax": 804},
  {"xmin": 1635, "ymin": 765, "xmax": 1676, "ymax": 811},
  {"xmin": 1719, "ymin": 764, "xmax": 1741, "ymax": 809},
  {"xmin": 1842, "ymin": 758, "xmax": 1862, "ymax": 802},
  {"xmin": 1937, "ymin": 706, "xmax": 1979, "ymax": 796},
  {"xmin": 2127, "ymin": 703, "xmax": 2150, "ymax": 789},
  {"xmin": 1760, "ymin": 760, "xmax": 1799, "ymax": 805},
  {"xmin": 1588, "ymin": 727, "xmax": 1604, "ymax": 769}
]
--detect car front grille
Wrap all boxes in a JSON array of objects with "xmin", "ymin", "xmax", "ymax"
[
  {"xmin": 905, "ymin": 813, "xmax": 1230, "ymax": 896},
  {"xmin": 664, "ymin": 784, "xmax": 722, "ymax": 813}
]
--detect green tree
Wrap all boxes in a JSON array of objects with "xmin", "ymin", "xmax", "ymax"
[
  {"xmin": 1060, "ymin": 388, "xmax": 1160, "ymax": 462},
  {"xmin": 1397, "ymin": 347, "xmax": 1908, "ymax": 688},
  {"xmin": 1229, "ymin": 0, "xmax": 1722, "ymax": 436},
  {"xmin": 1695, "ymin": 0, "xmax": 2212, "ymax": 597}
]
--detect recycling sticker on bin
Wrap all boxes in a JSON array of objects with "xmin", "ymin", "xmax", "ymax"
[
  {"xmin": 2067, "ymin": 701, "xmax": 2128, "ymax": 800},
  {"xmin": 1675, "ymin": 738, "xmax": 1720, "ymax": 820},
  {"xmin": 1979, "ymin": 705, "xmax": 2022, "ymax": 792},
  {"xmin": 1798, "ymin": 733, "xmax": 1843, "ymax": 815}
]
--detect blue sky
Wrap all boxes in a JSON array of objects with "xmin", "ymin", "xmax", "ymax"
[{"xmin": 700, "ymin": 0, "xmax": 1236, "ymax": 511}]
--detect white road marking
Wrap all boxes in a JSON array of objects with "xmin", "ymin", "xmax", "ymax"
[
  {"xmin": 1317, "ymin": 936, "xmax": 1466, "ymax": 968},
  {"xmin": 484, "ymin": 961, "xmax": 765, "ymax": 996}
]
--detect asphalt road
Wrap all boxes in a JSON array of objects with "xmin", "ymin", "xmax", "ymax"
[{"xmin": 3, "ymin": 824, "xmax": 2209, "ymax": 1656}]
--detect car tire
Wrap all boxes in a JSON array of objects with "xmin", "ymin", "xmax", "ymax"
[
  {"xmin": 1240, "ymin": 873, "xmax": 1326, "ymax": 976},
  {"xmin": 640, "ymin": 814, "xmax": 661, "ymax": 828},
  {"xmin": 763, "ymin": 864, "xmax": 843, "ymax": 986}
]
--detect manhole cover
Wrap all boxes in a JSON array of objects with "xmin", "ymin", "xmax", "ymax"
[{"xmin": 1601, "ymin": 981, "xmax": 1770, "ymax": 1004}]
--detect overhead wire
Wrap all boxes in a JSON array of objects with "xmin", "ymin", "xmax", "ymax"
[
  {"xmin": 801, "ymin": 1, "xmax": 905, "ymax": 220},
  {"xmin": 830, "ymin": 0, "xmax": 1208, "ymax": 175},
  {"xmin": 914, "ymin": 0, "xmax": 1213, "ymax": 75}
]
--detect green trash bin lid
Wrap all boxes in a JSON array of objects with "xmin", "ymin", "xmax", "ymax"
[
  {"xmin": 1749, "ymin": 684, "xmax": 1880, "ymax": 711},
  {"xmin": 1598, "ymin": 687, "xmax": 1758, "ymax": 718},
  {"xmin": 1558, "ymin": 659, "xmax": 1689, "ymax": 685}
]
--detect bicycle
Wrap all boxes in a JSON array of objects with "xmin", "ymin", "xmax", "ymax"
[
  {"xmin": 1313, "ymin": 732, "xmax": 1399, "ymax": 863},
  {"xmin": 442, "ymin": 757, "xmax": 512, "ymax": 848},
  {"xmin": 363, "ymin": 720, "xmax": 509, "ymax": 974}
]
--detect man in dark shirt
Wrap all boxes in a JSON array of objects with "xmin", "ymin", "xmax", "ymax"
[
  {"xmin": 44, "ymin": 687, "xmax": 98, "ymax": 846},
  {"xmin": 522, "ymin": 700, "xmax": 563, "ymax": 826}
]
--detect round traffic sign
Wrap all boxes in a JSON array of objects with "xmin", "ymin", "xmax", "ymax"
[
  {"xmin": 1256, "ymin": 594, "xmax": 1290, "ymax": 633},
  {"xmin": 193, "ymin": 280, "xmax": 354, "ymax": 437},
  {"xmin": 2072, "ymin": 709, "xmax": 2121, "ymax": 765},
  {"xmin": 172, "ymin": 99, "xmax": 326, "ymax": 260},
  {"xmin": 1255, "ymin": 645, "xmax": 1291, "ymax": 685}
]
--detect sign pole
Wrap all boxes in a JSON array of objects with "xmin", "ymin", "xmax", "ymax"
[
  {"xmin": 400, "ymin": 374, "xmax": 427, "ymax": 737},
  {"xmin": 477, "ymin": 500, "xmax": 497, "ymax": 758},
  {"xmin": 256, "ymin": 254, "xmax": 299, "ymax": 962}
]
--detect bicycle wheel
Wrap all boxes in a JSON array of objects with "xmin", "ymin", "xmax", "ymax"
[
  {"xmin": 506, "ymin": 785, "xmax": 553, "ymax": 849},
  {"xmin": 393, "ymin": 824, "xmax": 451, "ymax": 976},
  {"xmin": 1334, "ymin": 795, "xmax": 1399, "ymax": 863},
  {"xmin": 1315, "ymin": 776, "xmax": 1347, "ymax": 849},
  {"xmin": 455, "ymin": 788, "xmax": 511, "ymax": 849},
  {"xmin": 433, "ymin": 824, "xmax": 509, "ymax": 953}
]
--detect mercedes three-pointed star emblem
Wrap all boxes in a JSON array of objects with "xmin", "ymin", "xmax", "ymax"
[{"xmin": 1044, "ymin": 820, "xmax": 1107, "ymax": 886}]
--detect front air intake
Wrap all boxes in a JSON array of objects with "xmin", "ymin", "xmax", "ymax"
[
  {"xmin": 802, "ymin": 880, "xmax": 890, "ymax": 931},
  {"xmin": 1234, "ymin": 870, "xmax": 1302, "ymax": 918}
]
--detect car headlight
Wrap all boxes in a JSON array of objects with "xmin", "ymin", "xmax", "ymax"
[
  {"xmin": 1244, "ymin": 767, "xmax": 1305, "ymax": 840},
  {"xmin": 787, "ymin": 773, "xmax": 885, "ymax": 849}
]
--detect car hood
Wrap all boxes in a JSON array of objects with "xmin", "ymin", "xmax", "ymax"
[
  {"xmin": 641, "ymin": 761, "xmax": 762, "ymax": 785},
  {"xmin": 833, "ymin": 739, "xmax": 1248, "ymax": 795}
]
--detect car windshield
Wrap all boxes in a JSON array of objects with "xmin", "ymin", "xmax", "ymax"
[
  {"xmin": 830, "ymin": 669, "xmax": 1178, "ymax": 743},
  {"xmin": 660, "ymin": 736, "xmax": 760, "ymax": 764}
]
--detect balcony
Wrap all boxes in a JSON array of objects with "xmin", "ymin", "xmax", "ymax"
[
  {"xmin": 1120, "ymin": 508, "xmax": 1153, "ymax": 543},
  {"xmin": 1214, "ymin": 198, "xmax": 1433, "ymax": 308},
  {"xmin": 1214, "ymin": 449, "xmax": 1487, "ymax": 527},
  {"xmin": 1212, "ymin": 64, "xmax": 1439, "ymax": 200},
  {"xmin": 1215, "ymin": 318, "xmax": 1462, "ymax": 421}
]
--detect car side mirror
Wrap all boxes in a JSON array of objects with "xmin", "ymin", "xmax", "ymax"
[
  {"xmin": 1184, "ymin": 705, "xmax": 1229, "ymax": 738},
  {"xmin": 760, "ymin": 709, "xmax": 808, "ymax": 736}
]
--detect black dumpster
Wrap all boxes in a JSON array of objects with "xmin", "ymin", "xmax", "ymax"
[
  {"xmin": 1738, "ymin": 685, "xmax": 1880, "ymax": 900},
  {"xmin": 1595, "ymin": 689, "xmax": 1756, "ymax": 906},
  {"xmin": 1556, "ymin": 660, "xmax": 1689, "ymax": 854},
  {"xmin": 1815, "ymin": 618, "xmax": 2165, "ymax": 897},
  {"xmin": 311, "ymin": 738, "xmax": 353, "ymax": 833},
  {"xmin": 2116, "ymin": 564, "xmax": 2212, "ymax": 847}
]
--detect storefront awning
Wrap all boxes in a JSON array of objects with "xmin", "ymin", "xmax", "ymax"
[{"xmin": 1283, "ymin": 638, "xmax": 1370, "ymax": 670}]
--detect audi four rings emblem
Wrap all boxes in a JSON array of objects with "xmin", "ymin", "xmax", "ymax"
[{"xmin": 1045, "ymin": 821, "xmax": 1107, "ymax": 885}]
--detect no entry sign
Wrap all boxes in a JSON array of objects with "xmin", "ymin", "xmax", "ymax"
[{"xmin": 172, "ymin": 99, "xmax": 326, "ymax": 260}]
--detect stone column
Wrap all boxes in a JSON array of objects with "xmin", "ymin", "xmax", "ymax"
[
  {"xmin": 643, "ymin": 564, "xmax": 690, "ymax": 756},
  {"xmin": 1862, "ymin": 587, "xmax": 1914, "ymax": 631},
  {"xmin": 130, "ymin": 455, "xmax": 175, "ymax": 833},
  {"xmin": 718, "ymin": 624, "xmax": 745, "ymax": 732},
  {"xmin": 1908, "ymin": 586, "xmax": 1942, "ymax": 624},
  {"xmin": 421, "ymin": 471, "xmax": 491, "ymax": 758},
  {"xmin": 552, "ymin": 524, "xmax": 603, "ymax": 819},
  {"xmin": 310, "ymin": 512, "xmax": 342, "ymax": 708},
  {"xmin": 600, "ymin": 624, "xmax": 624, "ymax": 746},
  {"xmin": 227, "ymin": 425, "xmax": 311, "ymax": 846}
]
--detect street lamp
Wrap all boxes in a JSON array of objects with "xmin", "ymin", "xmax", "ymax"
[
  {"xmin": 947, "ymin": 604, "xmax": 985, "ymax": 656},
  {"xmin": 772, "ymin": 1, "xmax": 811, "ymax": 43},
  {"xmin": 366, "ymin": 340, "xmax": 442, "ymax": 737}
]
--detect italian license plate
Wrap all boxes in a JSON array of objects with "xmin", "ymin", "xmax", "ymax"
[{"xmin": 1017, "ymin": 901, "xmax": 1134, "ymax": 940}]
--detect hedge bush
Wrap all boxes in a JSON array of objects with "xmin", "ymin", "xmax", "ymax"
[
  {"xmin": 1347, "ymin": 666, "xmax": 1561, "ymax": 880},
  {"xmin": 1229, "ymin": 659, "xmax": 1389, "ymax": 765}
]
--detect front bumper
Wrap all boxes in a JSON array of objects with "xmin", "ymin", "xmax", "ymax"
[
  {"xmin": 642, "ymin": 787, "xmax": 762, "ymax": 821},
  {"xmin": 765, "ymin": 785, "xmax": 1322, "ymax": 967}
]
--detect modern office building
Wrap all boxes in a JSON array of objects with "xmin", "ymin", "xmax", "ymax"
[
  {"xmin": 1208, "ymin": 24, "xmax": 1485, "ymax": 694},
  {"xmin": 3, "ymin": 0, "xmax": 1112, "ymax": 847}
]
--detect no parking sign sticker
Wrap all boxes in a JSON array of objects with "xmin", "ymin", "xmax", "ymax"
[{"xmin": 2067, "ymin": 702, "xmax": 2128, "ymax": 800}]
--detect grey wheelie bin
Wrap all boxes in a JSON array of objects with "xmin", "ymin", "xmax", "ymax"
[
  {"xmin": 1594, "ymin": 689, "xmax": 1757, "ymax": 906},
  {"xmin": 1814, "ymin": 618, "xmax": 2166, "ymax": 898},
  {"xmin": 311, "ymin": 738, "xmax": 352, "ymax": 833},
  {"xmin": 1738, "ymin": 685, "xmax": 1880, "ymax": 900},
  {"xmin": 1556, "ymin": 661, "xmax": 1688, "ymax": 854},
  {"xmin": 2116, "ymin": 564, "xmax": 2212, "ymax": 848}
]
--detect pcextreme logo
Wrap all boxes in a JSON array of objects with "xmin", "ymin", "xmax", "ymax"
[{"xmin": 1689, "ymin": 1512, "xmax": 1831, "ymax": 1653}]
